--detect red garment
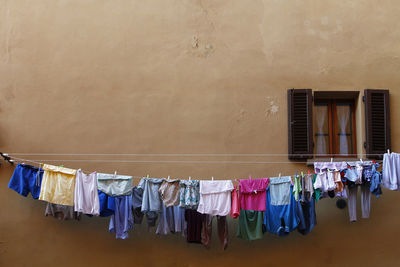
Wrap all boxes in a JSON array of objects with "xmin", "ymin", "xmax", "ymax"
[
  {"xmin": 230, "ymin": 183, "xmax": 240, "ymax": 218},
  {"xmin": 239, "ymin": 178, "xmax": 269, "ymax": 211}
]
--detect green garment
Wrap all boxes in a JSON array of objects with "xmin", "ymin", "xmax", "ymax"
[
  {"xmin": 312, "ymin": 174, "xmax": 321, "ymax": 202},
  {"xmin": 236, "ymin": 210, "xmax": 264, "ymax": 241},
  {"xmin": 293, "ymin": 175, "xmax": 301, "ymax": 201}
]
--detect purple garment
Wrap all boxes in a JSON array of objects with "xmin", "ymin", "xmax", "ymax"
[
  {"xmin": 109, "ymin": 195, "xmax": 133, "ymax": 239},
  {"xmin": 314, "ymin": 161, "xmax": 347, "ymax": 171},
  {"xmin": 156, "ymin": 202, "xmax": 186, "ymax": 236}
]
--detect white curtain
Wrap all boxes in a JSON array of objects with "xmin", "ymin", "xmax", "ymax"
[
  {"xmin": 337, "ymin": 106, "xmax": 350, "ymax": 155},
  {"xmin": 315, "ymin": 106, "xmax": 327, "ymax": 155}
]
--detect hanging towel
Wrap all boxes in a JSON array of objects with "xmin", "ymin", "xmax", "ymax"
[
  {"xmin": 74, "ymin": 170, "xmax": 100, "ymax": 215},
  {"xmin": 39, "ymin": 164, "xmax": 77, "ymax": 206},
  {"xmin": 97, "ymin": 173, "xmax": 132, "ymax": 196},
  {"xmin": 159, "ymin": 179, "xmax": 180, "ymax": 207},
  {"xmin": 239, "ymin": 178, "xmax": 269, "ymax": 211},
  {"xmin": 230, "ymin": 183, "xmax": 240, "ymax": 218},
  {"xmin": 197, "ymin": 180, "xmax": 234, "ymax": 216},
  {"xmin": 179, "ymin": 180, "xmax": 200, "ymax": 209},
  {"xmin": 138, "ymin": 177, "xmax": 164, "ymax": 222}
]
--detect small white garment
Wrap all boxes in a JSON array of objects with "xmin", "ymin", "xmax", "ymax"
[
  {"xmin": 74, "ymin": 169, "xmax": 100, "ymax": 215},
  {"xmin": 383, "ymin": 152, "xmax": 400, "ymax": 190},
  {"xmin": 197, "ymin": 180, "xmax": 234, "ymax": 216},
  {"xmin": 314, "ymin": 171, "xmax": 335, "ymax": 192}
]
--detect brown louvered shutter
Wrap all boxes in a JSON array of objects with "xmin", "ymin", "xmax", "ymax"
[
  {"xmin": 288, "ymin": 89, "xmax": 313, "ymax": 159},
  {"xmin": 364, "ymin": 89, "xmax": 391, "ymax": 159}
]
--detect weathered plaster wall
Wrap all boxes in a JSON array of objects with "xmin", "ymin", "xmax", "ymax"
[{"xmin": 1, "ymin": 0, "xmax": 400, "ymax": 266}]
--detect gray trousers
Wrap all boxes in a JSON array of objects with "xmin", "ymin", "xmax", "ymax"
[{"xmin": 347, "ymin": 184, "xmax": 371, "ymax": 222}]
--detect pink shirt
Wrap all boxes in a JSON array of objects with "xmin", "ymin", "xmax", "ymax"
[{"xmin": 239, "ymin": 178, "xmax": 269, "ymax": 211}]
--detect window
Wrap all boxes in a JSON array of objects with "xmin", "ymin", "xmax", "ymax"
[
  {"xmin": 314, "ymin": 94, "xmax": 357, "ymax": 157},
  {"xmin": 288, "ymin": 89, "xmax": 390, "ymax": 160}
]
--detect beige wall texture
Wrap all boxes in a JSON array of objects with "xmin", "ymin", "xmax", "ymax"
[{"xmin": 1, "ymin": 0, "xmax": 400, "ymax": 266}]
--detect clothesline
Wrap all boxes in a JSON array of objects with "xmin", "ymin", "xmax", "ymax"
[
  {"xmin": 7, "ymin": 153, "xmax": 385, "ymax": 156},
  {"xmin": 4, "ymin": 155, "xmax": 316, "ymax": 181}
]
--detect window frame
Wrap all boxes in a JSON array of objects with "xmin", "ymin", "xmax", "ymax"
[{"xmin": 313, "ymin": 98, "xmax": 357, "ymax": 158}]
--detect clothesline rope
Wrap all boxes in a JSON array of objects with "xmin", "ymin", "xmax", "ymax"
[{"xmin": 7, "ymin": 153, "xmax": 385, "ymax": 156}]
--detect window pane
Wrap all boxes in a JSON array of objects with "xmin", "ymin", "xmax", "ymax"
[
  {"xmin": 314, "ymin": 104, "xmax": 329, "ymax": 155},
  {"xmin": 336, "ymin": 104, "xmax": 353, "ymax": 155}
]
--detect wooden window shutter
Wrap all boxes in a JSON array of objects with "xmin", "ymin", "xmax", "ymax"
[
  {"xmin": 364, "ymin": 89, "xmax": 391, "ymax": 159},
  {"xmin": 288, "ymin": 89, "xmax": 313, "ymax": 159}
]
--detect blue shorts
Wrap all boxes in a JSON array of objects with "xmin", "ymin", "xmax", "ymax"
[
  {"xmin": 8, "ymin": 164, "xmax": 43, "ymax": 199},
  {"xmin": 296, "ymin": 198, "xmax": 316, "ymax": 235},
  {"xmin": 98, "ymin": 190, "xmax": 115, "ymax": 217},
  {"xmin": 265, "ymin": 183, "xmax": 299, "ymax": 236}
]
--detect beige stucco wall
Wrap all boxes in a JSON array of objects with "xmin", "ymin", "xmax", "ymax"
[{"xmin": 1, "ymin": 0, "xmax": 400, "ymax": 266}]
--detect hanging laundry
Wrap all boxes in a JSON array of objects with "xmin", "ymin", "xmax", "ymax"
[
  {"xmin": 296, "ymin": 195, "xmax": 317, "ymax": 235},
  {"xmin": 383, "ymin": 152, "xmax": 400, "ymax": 190},
  {"xmin": 45, "ymin": 203, "xmax": 80, "ymax": 220},
  {"xmin": 201, "ymin": 215, "xmax": 228, "ymax": 250},
  {"xmin": 97, "ymin": 173, "xmax": 133, "ymax": 196},
  {"xmin": 74, "ymin": 169, "xmax": 99, "ymax": 216},
  {"xmin": 332, "ymin": 170, "xmax": 344, "ymax": 193},
  {"xmin": 8, "ymin": 163, "xmax": 43, "ymax": 199},
  {"xmin": 293, "ymin": 175, "xmax": 301, "ymax": 201},
  {"xmin": 159, "ymin": 179, "xmax": 180, "ymax": 207},
  {"xmin": 239, "ymin": 178, "xmax": 268, "ymax": 211},
  {"xmin": 97, "ymin": 190, "xmax": 115, "ymax": 217},
  {"xmin": 236, "ymin": 210, "xmax": 264, "ymax": 241},
  {"xmin": 312, "ymin": 173, "xmax": 321, "ymax": 202},
  {"xmin": 39, "ymin": 164, "xmax": 77, "ymax": 206},
  {"xmin": 197, "ymin": 180, "xmax": 234, "ymax": 216},
  {"xmin": 230, "ymin": 182, "xmax": 240, "ymax": 219},
  {"xmin": 314, "ymin": 170, "xmax": 336, "ymax": 195},
  {"xmin": 264, "ymin": 176, "xmax": 299, "ymax": 236},
  {"xmin": 156, "ymin": 203, "xmax": 186, "ymax": 236},
  {"xmin": 314, "ymin": 161, "xmax": 347, "ymax": 171},
  {"xmin": 369, "ymin": 163, "xmax": 382, "ymax": 198},
  {"xmin": 303, "ymin": 173, "xmax": 314, "ymax": 199},
  {"xmin": 179, "ymin": 180, "xmax": 200, "ymax": 209},
  {"xmin": 109, "ymin": 195, "xmax": 133, "ymax": 239},
  {"xmin": 184, "ymin": 209, "xmax": 203, "ymax": 243},
  {"xmin": 346, "ymin": 183, "xmax": 370, "ymax": 222},
  {"xmin": 138, "ymin": 177, "xmax": 164, "ymax": 224}
]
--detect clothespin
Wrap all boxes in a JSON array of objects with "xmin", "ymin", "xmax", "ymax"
[
  {"xmin": 388, "ymin": 149, "xmax": 390, "ymax": 154},
  {"xmin": 301, "ymin": 171, "xmax": 304, "ymax": 177},
  {"xmin": 211, "ymin": 176, "xmax": 214, "ymax": 181},
  {"xmin": 189, "ymin": 176, "xmax": 191, "ymax": 181},
  {"xmin": 167, "ymin": 175, "xmax": 170, "ymax": 181},
  {"xmin": 249, "ymin": 175, "xmax": 252, "ymax": 180},
  {"xmin": 308, "ymin": 170, "xmax": 310, "ymax": 175},
  {"xmin": 330, "ymin": 158, "xmax": 333, "ymax": 163},
  {"xmin": 360, "ymin": 158, "xmax": 363, "ymax": 163},
  {"xmin": 146, "ymin": 174, "xmax": 149, "ymax": 179},
  {"xmin": 279, "ymin": 173, "xmax": 281, "ymax": 178}
]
